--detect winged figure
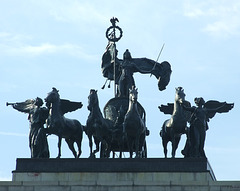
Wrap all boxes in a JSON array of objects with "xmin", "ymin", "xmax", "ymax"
[
  {"xmin": 182, "ymin": 97, "xmax": 234, "ymax": 158},
  {"xmin": 101, "ymin": 42, "xmax": 172, "ymax": 96},
  {"xmin": 7, "ymin": 97, "xmax": 49, "ymax": 158}
]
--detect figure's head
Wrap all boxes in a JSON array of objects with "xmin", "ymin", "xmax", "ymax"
[
  {"xmin": 175, "ymin": 87, "xmax": 186, "ymax": 104},
  {"xmin": 194, "ymin": 97, "xmax": 205, "ymax": 106},
  {"xmin": 35, "ymin": 97, "xmax": 43, "ymax": 107},
  {"xmin": 123, "ymin": 49, "xmax": 132, "ymax": 60}
]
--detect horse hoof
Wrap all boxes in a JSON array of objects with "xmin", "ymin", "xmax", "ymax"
[
  {"xmin": 89, "ymin": 153, "xmax": 96, "ymax": 158},
  {"xmin": 77, "ymin": 151, "xmax": 82, "ymax": 158}
]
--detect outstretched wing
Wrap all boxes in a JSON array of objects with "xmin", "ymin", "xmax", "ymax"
[
  {"xmin": 12, "ymin": 99, "xmax": 36, "ymax": 113},
  {"xmin": 60, "ymin": 99, "xmax": 83, "ymax": 115},
  {"xmin": 204, "ymin": 100, "xmax": 234, "ymax": 119},
  {"xmin": 158, "ymin": 103, "xmax": 174, "ymax": 115},
  {"xmin": 131, "ymin": 58, "xmax": 170, "ymax": 78},
  {"xmin": 131, "ymin": 58, "xmax": 172, "ymax": 91}
]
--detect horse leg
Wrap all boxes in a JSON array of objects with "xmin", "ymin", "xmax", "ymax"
[
  {"xmin": 137, "ymin": 133, "xmax": 144, "ymax": 158},
  {"xmin": 135, "ymin": 138, "xmax": 140, "ymax": 158},
  {"xmin": 65, "ymin": 138, "xmax": 77, "ymax": 158},
  {"xmin": 162, "ymin": 138, "xmax": 168, "ymax": 158},
  {"xmin": 160, "ymin": 122, "xmax": 168, "ymax": 158},
  {"xmin": 171, "ymin": 136, "xmax": 176, "ymax": 158},
  {"xmin": 93, "ymin": 137, "xmax": 100, "ymax": 156},
  {"xmin": 172, "ymin": 136, "xmax": 180, "ymax": 158},
  {"xmin": 88, "ymin": 135, "xmax": 94, "ymax": 158},
  {"xmin": 57, "ymin": 135, "xmax": 62, "ymax": 158},
  {"xmin": 76, "ymin": 139, "xmax": 82, "ymax": 158},
  {"xmin": 119, "ymin": 137, "xmax": 123, "ymax": 158},
  {"xmin": 127, "ymin": 137, "xmax": 133, "ymax": 158}
]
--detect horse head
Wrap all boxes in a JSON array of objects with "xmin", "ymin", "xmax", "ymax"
[
  {"xmin": 87, "ymin": 89, "xmax": 98, "ymax": 111},
  {"xmin": 45, "ymin": 87, "xmax": 60, "ymax": 108},
  {"xmin": 129, "ymin": 86, "xmax": 138, "ymax": 103},
  {"xmin": 175, "ymin": 87, "xmax": 186, "ymax": 104}
]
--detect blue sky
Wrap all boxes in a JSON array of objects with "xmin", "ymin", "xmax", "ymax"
[{"xmin": 0, "ymin": 0, "xmax": 240, "ymax": 181}]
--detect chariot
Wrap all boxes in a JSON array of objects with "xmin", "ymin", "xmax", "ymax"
[{"xmin": 102, "ymin": 96, "xmax": 148, "ymax": 158}]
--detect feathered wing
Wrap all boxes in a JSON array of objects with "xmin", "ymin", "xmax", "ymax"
[
  {"xmin": 158, "ymin": 103, "xmax": 174, "ymax": 115},
  {"xmin": 131, "ymin": 58, "xmax": 172, "ymax": 91},
  {"xmin": 60, "ymin": 99, "xmax": 83, "ymax": 115},
  {"xmin": 204, "ymin": 100, "xmax": 234, "ymax": 120},
  {"xmin": 158, "ymin": 101, "xmax": 192, "ymax": 122},
  {"xmin": 12, "ymin": 99, "xmax": 36, "ymax": 113},
  {"xmin": 131, "ymin": 58, "xmax": 171, "ymax": 78}
]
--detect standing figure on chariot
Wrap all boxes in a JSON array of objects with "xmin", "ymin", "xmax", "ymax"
[
  {"xmin": 118, "ymin": 49, "xmax": 135, "ymax": 97},
  {"xmin": 101, "ymin": 17, "xmax": 172, "ymax": 97},
  {"xmin": 101, "ymin": 42, "xmax": 172, "ymax": 97}
]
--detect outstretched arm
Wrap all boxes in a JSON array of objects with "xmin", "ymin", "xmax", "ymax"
[
  {"xmin": 12, "ymin": 104, "xmax": 31, "ymax": 113},
  {"xmin": 182, "ymin": 104, "xmax": 196, "ymax": 112}
]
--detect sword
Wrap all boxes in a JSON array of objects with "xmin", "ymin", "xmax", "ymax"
[{"xmin": 150, "ymin": 43, "xmax": 165, "ymax": 77}]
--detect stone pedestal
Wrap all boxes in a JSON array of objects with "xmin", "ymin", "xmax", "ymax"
[
  {"xmin": 13, "ymin": 158, "xmax": 216, "ymax": 182},
  {"xmin": 4, "ymin": 158, "xmax": 239, "ymax": 190}
]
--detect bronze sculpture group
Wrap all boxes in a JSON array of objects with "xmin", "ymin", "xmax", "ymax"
[
  {"xmin": 159, "ymin": 87, "xmax": 233, "ymax": 158},
  {"xmin": 7, "ymin": 17, "xmax": 234, "ymax": 159}
]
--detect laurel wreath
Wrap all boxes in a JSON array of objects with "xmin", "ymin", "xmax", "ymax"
[{"xmin": 106, "ymin": 26, "xmax": 123, "ymax": 42}]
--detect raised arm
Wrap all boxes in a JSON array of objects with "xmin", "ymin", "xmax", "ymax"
[{"xmin": 182, "ymin": 104, "xmax": 196, "ymax": 112}]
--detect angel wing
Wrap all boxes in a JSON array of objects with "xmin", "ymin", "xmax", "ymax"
[
  {"xmin": 158, "ymin": 103, "xmax": 174, "ymax": 115},
  {"xmin": 131, "ymin": 58, "xmax": 172, "ymax": 90},
  {"xmin": 60, "ymin": 99, "xmax": 83, "ymax": 115},
  {"xmin": 158, "ymin": 100, "xmax": 191, "ymax": 122},
  {"xmin": 204, "ymin": 100, "xmax": 234, "ymax": 120},
  {"xmin": 12, "ymin": 99, "xmax": 36, "ymax": 113},
  {"xmin": 131, "ymin": 58, "xmax": 169, "ymax": 77}
]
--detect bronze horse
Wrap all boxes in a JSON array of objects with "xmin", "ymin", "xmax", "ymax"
[
  {"xmin": 86, "ymin": 89, "xmax": 113, "ymax": 158},
  {"xmin": 123, "ymin": 86, "xmax": 147, "ymax": 158},
  {"xmin": 45, "ymin": 88, "xmax": 83, "ymax": 158},
  {"xmin": 159, "ymin": 87, "xmax": 191, "ymax": 158}
]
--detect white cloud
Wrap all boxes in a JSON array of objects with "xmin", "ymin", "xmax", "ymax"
[
  {"xmin": 183, "ymin": 0, "xmax": 240, "ymax": 37},
  {"xmin": 0, "ymin": 33, "xmax": 97, "ymax": 60},
  {"xmin": 0, "ymin": 131, "xmax": 27, "ymax": 137},
  {"xmin": 31, "ymin": 0, "xmax": 107, "ymax": 26},
  {"xmin": 203, "ymin": 17, "xmax": 240, "ymax": 37},
  {"xmin": 17, "ymin": 43, "xmax": 58, "ymax": 55},
  {"xmin": 14, "ymin": 43, "xmax": 98, "ymax": 60}
]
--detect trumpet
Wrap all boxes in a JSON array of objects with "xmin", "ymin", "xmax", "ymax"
[{"xmin": 6, "ymin": 102, "xmax": 15, "ymax": 106}]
